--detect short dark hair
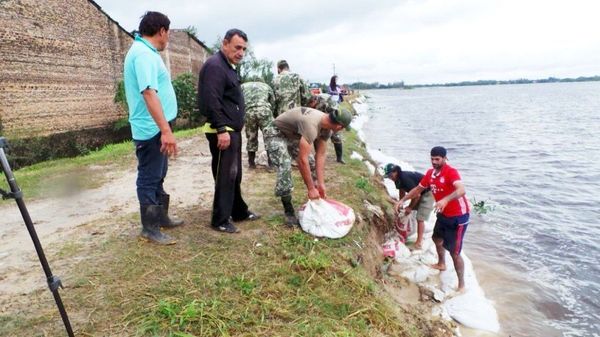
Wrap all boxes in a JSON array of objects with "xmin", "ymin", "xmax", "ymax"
[
  {"xmin": 277, "ymin": 60, "xmax": 289, "ymax": 71},
  {"xmin": 138, "ymin": 11, "xmax": 170, "ymax": 36},
  {"xmin": 224, "ymin": 28, "xmax": 248, "ymax": 42},
  {"xmin": 430, "ymin": 146, "xmax": 447, "ymax": 157}
]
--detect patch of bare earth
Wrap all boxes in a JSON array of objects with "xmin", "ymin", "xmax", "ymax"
[{"xmin": 0, "ymin": 133, "xmax": 454, "ymax": 336}]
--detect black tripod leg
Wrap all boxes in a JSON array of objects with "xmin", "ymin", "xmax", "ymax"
[{"xmin": 0, "ymin": 145, "xmax": 75, "ymax": 337}]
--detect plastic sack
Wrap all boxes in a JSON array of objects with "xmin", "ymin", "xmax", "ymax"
[
  {"xmin": 382, "ymin": 239, "xmax": 401, "ymax": 258},
  {"xmin": 298, "ymin": 199, "xmax": 355, "ymax": 238},
  {"xmin": 444, "ymin": 292, "xmax": 501, "ymax": 333},
  {"xmin": 382, "ymin": 237, "xmax": 410, "ymax": 259},
  {"xmin": 395, "ymin": 211, "xmax": 417, "ymax": 242}
]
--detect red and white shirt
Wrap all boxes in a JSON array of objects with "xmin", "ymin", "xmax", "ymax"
[{"xmin": 419, "ymin": 164, "xmax": 470, "ymax": 217}]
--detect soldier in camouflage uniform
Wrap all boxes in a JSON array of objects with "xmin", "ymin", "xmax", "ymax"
[
  {"xmin": 273, "ymin": 60, "xmax": 311, "ymax": 117},
  {"xmin": 307, "ymin": 94, "xmax": 346, "ymax": 164},
  {"xmin": 266, "ymin": 106, "xmax": 353, "ymax": 227},
  {"xmin": 241, "ymin": 80, "xmax": 276, "ymax": 168}
]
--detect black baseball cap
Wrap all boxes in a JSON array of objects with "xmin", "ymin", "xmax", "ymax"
[
  {"xmin": 383, "ymin": 163, "xmax": 401, "ymax": 178},
  {"xmin": 430, "ymin": 146, "xmax": 447, "ymax": 157}
]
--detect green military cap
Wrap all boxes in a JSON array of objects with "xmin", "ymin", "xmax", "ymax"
[
  {"xmin": 330, "ymin": 107, "xmax": 353, "ymax": 130},
  {"xmin": 383, "ymin": 163, "xmax": 401, "ymax": 178}
]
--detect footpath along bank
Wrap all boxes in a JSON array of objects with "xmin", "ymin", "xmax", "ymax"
[{"xmin": 0, "ymin": 101, "xmax": 456, "ymax": 336}]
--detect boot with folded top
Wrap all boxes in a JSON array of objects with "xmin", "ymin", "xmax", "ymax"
[{"xmin": 140, "ymin": 205, "xmax": 176, "ymax": 245}]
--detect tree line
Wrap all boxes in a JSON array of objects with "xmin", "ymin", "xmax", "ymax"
[{"xmin": 346, "ymin": 75, "xmax": 600, "ymax": 90}]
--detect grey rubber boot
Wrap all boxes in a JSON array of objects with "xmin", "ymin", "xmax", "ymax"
[
  {"xmin": 140, "ymin": 205, "xmax": 176, "ymax": 245},
  {"xmin": 281, "ymin": 195, "xmax": 300, "ymax": 227},
  {"xmin": 159, "ymin": 193, "xmax": 184, "ymax": 228},
  {"xmin": 248, "ymin": 151, "xmax": 257, "ymax": 169},
  {"xmin": 334, "ymin": 143, "xmax": 346, "ymax": 164}
]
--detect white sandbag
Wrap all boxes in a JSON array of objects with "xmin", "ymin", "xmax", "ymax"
[
  {"xmin": 382, "ymin": 237, "xmax": 411, "ymax": 259},
  {"xmin": 383, "ymin": 178, "xmax": 398, "ymax": 199},
  {"xmin": 440, "ymin": 253, "xmax": 501, "ymax": 333},
  {"xmin": 444, "ymin": 292, "xmax": 500, "ymax": 333},
  {"xmin": 395, "ymin": 211, "xmax": 417, "ymax": 242},
  {"xmin": 398, "ymin": 263, "xmax": 438, "ymax": 283},
  {"xmin": 298, "ymin": 199, "xmax": 355, "ymax": 239},
  {"xmin": 364, "ymin": 161, "xmax": 376, "ymax": 176},
  {"xmin": 350, "ymin": 151, "xmax": 363, "ymax": 161}
]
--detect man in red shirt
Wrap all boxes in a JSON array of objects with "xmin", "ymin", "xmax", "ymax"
[{"xmin": 398, "ymin": 146, "xmax": 470, "ymax": 291}]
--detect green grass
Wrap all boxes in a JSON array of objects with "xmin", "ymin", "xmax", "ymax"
[{"xmin": 0, "ymin": 129, "xmax": 452, "ymax": 336}]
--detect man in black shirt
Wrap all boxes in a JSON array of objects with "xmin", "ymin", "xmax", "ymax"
[
  {"xmin": 197, "ymin": 28, "xmax": 259, "ymax": 233},
  {"xmin": 384, "ymin": 163, "xmax": 434, "ymax": 249}
]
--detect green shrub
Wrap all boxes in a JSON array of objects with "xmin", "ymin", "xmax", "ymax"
[
  {"xmin": 471, "ymin": 198, "xmax": 495, "ymax": 214},
  {"xmin": 171, "ymin": 73, "xmax": 199, "ymax": 126},
  {"xmin": 112, "ymin": 117, "xmax": 129, "ymax": 131},
  {"xmin": 113, "ymin": 80, "xmax": 128, "ymax": 111}
]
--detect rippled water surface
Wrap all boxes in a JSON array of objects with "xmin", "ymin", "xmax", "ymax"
[{"xmin": 361, "ymin": 82, "xmax": 600, "ymax": 337}]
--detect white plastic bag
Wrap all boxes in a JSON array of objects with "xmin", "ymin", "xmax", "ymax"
[
  {"xmin": 298, "ymin": 199, "xmax": 355, "ymax": 238},
  {"xmin": 382, "ymin": 236, "xmax": 411, "ymax": 259},
  {"xmin": 395, "ymin": 211, "xmax": 417, "ymax": 242}
]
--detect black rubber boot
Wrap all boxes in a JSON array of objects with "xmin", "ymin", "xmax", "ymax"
[
  {"xmin": 281, "ymin": 195, "xmax": 300, "ymax": 227},
  {"xmin": 334, "ymin": 143, "xmax": 346, "ymax": 164},
  {"xmin": 267, "ymin": 155, "xmax": 274, "ymax": 169},
  {"xmin": 140, "ymin": 205, "xmax": 176, "ymax": 245},
  {"xmin": 248, "ymin": 151, "xmax": 256, "ymax": 169},
  {"xmin": 159, "ymin": 193, "xmax": 184, "ymax": 228}
]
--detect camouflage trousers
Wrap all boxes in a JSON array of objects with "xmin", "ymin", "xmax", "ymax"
[
  {"xmin": 266, "ymin": 131, "xmax": 316, "ymax": 197},
  {"xmin": 245, "ymin": 106, "xmax": 275, "ymax": 152},
  {"xmin": 331, "ymin": 131, "xmax": 343, "ymax": 144}
]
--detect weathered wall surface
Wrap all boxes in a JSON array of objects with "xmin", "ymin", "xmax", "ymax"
[
  {"xmin": 0, "ymin": 0, "xmax": 133, "ymax": 138},
  {"xmin": 0, "ymin": 1, "xmax": 210, "ymax": 140},
  {"xmin": 163, "ymin": 30, "xmax": 210, "ymax": 81}
]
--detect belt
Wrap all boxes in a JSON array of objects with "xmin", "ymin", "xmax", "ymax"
[{"xmin": 201, "ymin": 123, "xmax": 235, "ymax": 133}]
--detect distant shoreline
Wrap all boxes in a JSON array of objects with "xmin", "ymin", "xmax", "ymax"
[{"xmin": 350, "ymin": 75, "xmax": 600, "ymax": 90}]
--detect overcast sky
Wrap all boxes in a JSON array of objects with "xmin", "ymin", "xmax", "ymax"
[{"xmin": 94, "ymin": 0, "xmax": 600, "ymax": 85}]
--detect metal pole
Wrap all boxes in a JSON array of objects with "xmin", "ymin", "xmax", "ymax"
[{"xmin": 0, "ymin": 138, "xmax": 74, "ymax": 337}]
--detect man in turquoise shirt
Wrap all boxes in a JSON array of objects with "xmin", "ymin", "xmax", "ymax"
[{"xmin": 124, "ymin": 11, "xmax": 182, "ymax": 245}]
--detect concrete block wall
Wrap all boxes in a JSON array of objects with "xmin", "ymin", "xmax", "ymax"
[
  {"xmin": 0, "ymin": 0, "xmax": 211, "ymax": 139},
  {"xmin": 0, "ymin": 0, "xmax": 133, "ymax": 137},
  {"xmin": 163, "ymin": 30, "xmax": 211, "ymax": 81}
]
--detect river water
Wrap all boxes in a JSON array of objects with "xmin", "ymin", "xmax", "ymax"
[{"xmin": 360, "ymin": 82, "xmax": 600, "ymax": 337}]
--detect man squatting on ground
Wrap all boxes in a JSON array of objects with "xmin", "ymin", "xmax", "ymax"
[
  {"xmin": 123, "ymin": 11, "xmax": 183, "ymax": 245},
  {"xmin": 266, "ymin": 106, "xmax": 353, "ymax": 226},
  {"xmin": 383, "ymin": 163, "xmax": 434, "ymax": 249},
  {"xmin": 399, "ymin": 146, "xmax": 470, "ymax": 291},
  {"xmin": 241, "ymin": 79, "xmax": 276, "ymax": 169},
  {"xmin": 197, "ymin": 28, "xmax": 260, "ymax": 234}
]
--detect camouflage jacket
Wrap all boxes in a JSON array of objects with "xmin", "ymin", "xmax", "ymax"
[
  {"xmin": 273, "ymin": 71, "xmax": 310, "ymax": 116},
  {"xmin": 312, "ymin": 93, "xmax": 339, "ymax": 113},
  {"xmin": 241, "ymin": 81, "xmax": 275, "ymax": 111}
]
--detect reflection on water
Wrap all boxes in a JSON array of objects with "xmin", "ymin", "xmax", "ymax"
[{"xmin": 362, "ymin": 82, "xmax": 600, "ymax": 337}]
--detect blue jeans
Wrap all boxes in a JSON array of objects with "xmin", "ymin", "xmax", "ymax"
[{"xmin": 134, "ymin": 132, "xmax": 168, "ymax": 205}]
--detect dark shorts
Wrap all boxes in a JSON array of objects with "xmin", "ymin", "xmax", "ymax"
[{"xmin": 432, "ymin": 213, "xmax": 469, "ymax": 255}]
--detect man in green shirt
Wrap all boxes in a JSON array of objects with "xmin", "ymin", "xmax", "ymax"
[{"xmin": 124, "ymin": 11, "xmax": 183, "ymax": 245}]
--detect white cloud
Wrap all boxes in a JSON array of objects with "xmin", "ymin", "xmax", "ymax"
[{"xmin": 94, "ymin": 0, "xmax": 600, "ymax": 84}]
